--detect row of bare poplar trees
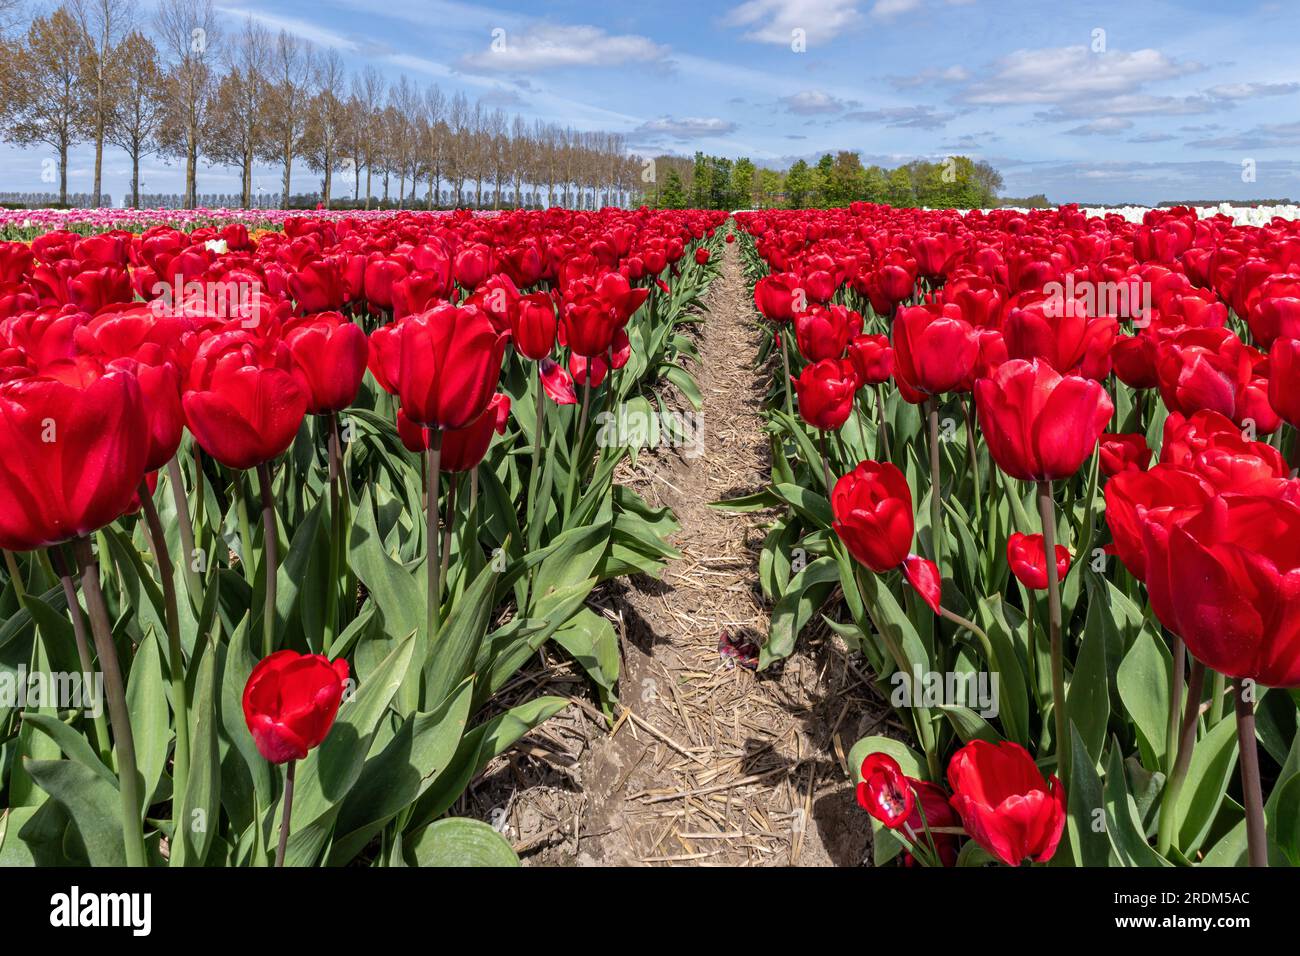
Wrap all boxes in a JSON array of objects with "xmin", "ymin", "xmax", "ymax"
[{"xmin": 0, "ymin": 0, "xmax": 648, "ymax": 209}]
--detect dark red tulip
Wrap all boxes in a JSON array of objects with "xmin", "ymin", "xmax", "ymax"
[
  {"xmin": 947, "ymin": 739, "xmax": 1066, "ymax": 867},
  {"xmin": 1098, "ymin": 433, "xmax": 1152, "ymax": 477},
  {"xmin": 831, "ymin": 460, "xmax": 914, "ymax": 573},
  {"xmin": 242, "ymin": 650, "xmax": 350, "ymax": 764},
  {"xmin": 440, "ymin": 393, "xmax": 510, "ymax": 473}
]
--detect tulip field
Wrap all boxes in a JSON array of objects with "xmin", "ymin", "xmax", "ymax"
[{"xmin": 2, "ymin": 199, "xmax": 1300, "ymax": 873}]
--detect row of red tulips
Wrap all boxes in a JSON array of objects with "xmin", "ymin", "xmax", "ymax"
[
  {"xmin": 0, "ymin": 206, "xmax": 728, "ymax": 866},
  {"xmin": 732, "ymin": 202, "xmax": 1300, "ymax": 867}
]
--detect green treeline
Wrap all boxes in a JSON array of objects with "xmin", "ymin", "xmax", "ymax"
[{"xmin": 642, "ymin": 150, "xmax": 1005, "ymax": 211}]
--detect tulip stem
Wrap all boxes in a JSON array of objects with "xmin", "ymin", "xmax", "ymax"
[
  {"xmin": 324, "ymin": 414, "xmax": 342, "ymax": 650},
  {"xmin": 440, "ymin": 473, "xmax": 459, "ymax": 591},
  {"xmin": 73, "ymin": 536, "xmax": 147, "ymax": 868},
  {"xmin": 818, "ymin": 431, "xmax": 834, "ymax": 495},
  {"xmin": 1157, "ymin": 658, "xmax": 1205, "ymax": 856},
  {"xmin": 166, "ymin": 456, "xmax": 202, "ymax": 611},
  {"xmin": 235, "ymin": 475, "xmax": 257, "ymax": 585},
  {"xmin": 1036, "ymin": 480, "xmax": 1069, "ymax": 783},
  {"xmin": 938, "ymin": 606, "xmax": 995, "ymax": 667},
  {"xmin": 51, "ymin": 547, "xmax": 112, "ymax": 766},
  {"xmin": 3, "ymin": 549, "xmax": 25, "ymax": 602},
  {"xmin": 137, "ymin": 481, "xmax": 190, "ymax": 811},
  {"xmin": 525, "ymin": 368, "xmax": 546, "ymax": 569},
  {"xmin": 926, "ymin": 400, "xmax": 944, "ymax": 575},
  {"xmin": 1208, "ymin": 671, "xmax": 1225, "ymax": 725},
  {"xmin": 1235, "ymin": 684, "xmax": 1268, "ymax": 867},
  {"xmin": 875, "ymin": 384, "xmax": 890, "ymax": 461},
  {"xmin": 563, "ymin": 377, "xmax": 592, "ymax": 516},
  {"xmin": 275, "ymin": 759, "xmax": 296, "ymax": 868},
  {"xmin": 257, "ymin": 463, "xmax": 279, "ymax": 658},
  {"xmin": 1166, "ymin": 635, "xmax": 1186, "ymax": 776},
  {"xmin": 426, "ymin": 430, "xmax": 443, "ymax": 642},
  {"xmin": 780, "ymin": 328, "xmax": 794, "ymax": 420},
  {"xmin": 960, "ymin": 397, "xmax": 982, "ymax": 527}
]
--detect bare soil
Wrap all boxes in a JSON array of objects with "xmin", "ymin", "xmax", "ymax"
[{"xmin": 461, "ymin": 236, "xmax": 900, "ymax": 866}]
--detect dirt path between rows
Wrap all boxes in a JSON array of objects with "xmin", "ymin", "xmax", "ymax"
[{"xmin": 464, "ymin": 234, "xmax": 897, "ymax": 866}]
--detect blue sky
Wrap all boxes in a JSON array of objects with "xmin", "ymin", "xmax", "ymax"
[{"xmin": 5, "ymin": 0, "xmax": 1300, "ymax": 204}]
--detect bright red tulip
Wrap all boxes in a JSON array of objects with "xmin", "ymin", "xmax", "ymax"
[
  {"xmin": 794, "ymin": 358, "xmax": 856, "ymax": 430},
  {"xmin": 0, "ymin": 361, "xmax": 149, "ymax": 551},
  {"xmin": 511, "ymin": 291, "xmax": 558, "ymax": 361},
  {"xmin": 831, "ymin": 460, "xmax": 914, "ymax": 573},
  {"xmin": 974, "ymin": 359, "xmax": 1113, "ymax": 482},
  {"xmin": 794, "ymin": 305, "xmax": 862, "ymax": 363},
  {"xmin": 367, "ymin": 304, "xmax": 506, "ymax": 430},
  {"xmin": 283, "ymin": 312, "xmax": 368, "ymax": 414},
  {"xmin": 947, "ymin": 739, "xmax": 1066, "ymax": 867},
  {"xmin": 1006, "ymin": 532, "xmax": 1071, "ymax": 591},
  {"xmin": 242, "ymin": 650, "xmax": 350, "ymax": 764},
  {"xmin": 1269, "ymin": 337, "xmax": 1300, "ymax": 430},
  {"xmin": 182, "ymin": 330, "xmax": 310, "ymax": 470},
  {"xmin": 847, "ymin": 333, "xmax": 894, "ymax": 386},
  {"xmin": 902, "ymin": 554, "xmax": 941, "ymax": 613},
  {"xmin": 892, "ymin": 303, "xmax": 979, "ymax": 403},
  {"xmin": 856, "ymin": 753, "xmax": 914, "ymax": 827},
  {"xmin": 1142, "ymin": 495, "xmax": 1300, "ymax": 687},
  {"xmin": 1103, "ymin": 464, "xmax": 1213, "ymax": 580}
]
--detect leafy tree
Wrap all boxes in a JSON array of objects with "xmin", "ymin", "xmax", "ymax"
[
  {"xmin": 729, "ymin": 157, "xmax": 755, "ymax": 209},
  {"xmin": 885, "ymin": 166, "xmax": 915, "ymax": 207},
  {"xmin": 660, "ymin": 168, "xmax": 687, "ymax": 209},
  {"xmin": 785, "ymin": 159, "xmax": 815, "ymax": 208}
]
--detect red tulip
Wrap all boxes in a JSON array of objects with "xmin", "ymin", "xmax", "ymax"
[
  {"xmin": 241, "ymin": 650, "xmax": 350, "ymax": 764},
  {"xmin": 540, "ymin": 357, "xmax": 577, "ymax": 405},
  {"xmin": 902, "ymin": 554, "xmax": 941, "ymax": 613},
  {"xmin": 892, "ymin": 303, "xmax": 979, "ymax": 403},
  {"xmin": 1098, "ymin": 433, "xmax": 1151, "ymax": 477},
  {"xmin": 694, "ymin": 248, "xmax": 710, "ymax": 265},
  {"xmin": 753, "ymin": 272, "xmax": 803, "ymax": 322},
  {"xmin": 794, "ymin": 305, "xmax": 862, "ymax": 363},
  {"xmin": 856, "ymin": 752, "xmax": 914, "ymax": 827},
  {"xmin": 974, "ymin": 359, "xmax": 1113, "ymax": 482},
  {"xmin": 847, "ymin": 333, "xmax": 893, "ymax": 386},
  {"xmin": 440, "ymin": 393, "xmax": 510, "ymax": 473},
  {"xmin": 1269, "ymin": 337, "xmax": 1300, "ymax": 430},
  {"xmin": 560, "ymin": 296, "xmax": 621, "ymax": 359},
  {"xmin": 511, "ymin": 291, "xmax": 558, "ymax": 361},
  {"xmin": 794, "ymin": 358, "xmax": 856, "ymax": 430},
  {"xmin": 1004, "ymin": 297, "xmax": 1116, "ymax": 381},
  {"xmin": 947, "ymin": 739, "xmax": 1066, "ymax": 866},
  {"xmin": 453, "ymin": 243, "xmax": 491, "ymax": 288},
  {"xmin": 1142, "ymin": 495, "xmax": 1300, "ymax": 687},
  {"xmin": 283, "ymin": 312, "xmax": 368, "ymax": 414},
  {"xmin": 367, "ymin": 304, "xmax": 506, "ymax": 430},
  {"xmin": 182, "ymin": 330, "xmax": 310, "ymax": 470},
  {"xmin": 0, "ymin": 360, "xmax": 149, "ymax": 551},
  {"xmin": 1006, "ymin": 532, "xmax": 1071, "ymax": 591},
  {"xmin": 1161, "ymin": 409, "xmax": 1289, "ymax": 495},
  {"xmin": 725, "ymin": 234, "xmax": 735, "ymax": 244},
  {"xmin": 1103, "ymin": 464, "xmax": 1212, "ymax": 580},
  {"xmin": 831, "ymin": 460, "xmax": 914, "ymax": 573}
]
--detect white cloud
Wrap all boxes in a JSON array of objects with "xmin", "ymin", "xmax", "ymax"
[
  {"xmin": 1065, "ymin": 117, "xmax": 1134, "ymax": 136},
  {"xmin": 633, "ymin": 116, "xmax": 739, "ymax": 140},
  {"xmin": 841, "ymin": 105, "xmax": 954, "ymax": 128},
  {"xmin": 780, "ymin": 90, "xmax": 854, "ymax": 114},
  {"xmin": 722, "ymin": 0, "xmax": 862, "ymax": 44},
  {"xmin": 959, "ymin": 45, "xmax": 1201, "ymax": 106},
  {"xmin": 458, "ymin": 24, "xmax": 669, "ymax": 72},
  {"xmin": 1205, "ymin": 82, "xmax": 1300, "ymax": 100},
  {"xmin": 870, "ymin": 0, "xmax": 920, "ymax": 19}
]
